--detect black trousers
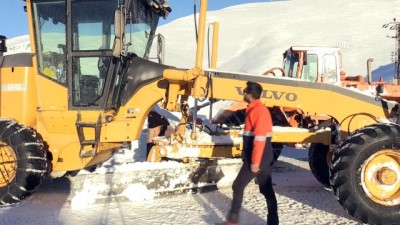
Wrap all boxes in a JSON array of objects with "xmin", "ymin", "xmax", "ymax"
[{"xmin": 229, "ymin": 162, "xmax": 278, "ymax": 223}]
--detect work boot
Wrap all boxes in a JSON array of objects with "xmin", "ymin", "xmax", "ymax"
[
  {"xmin": 215, "ymin": 212, "xmax": 239, "ymax": 225},
  {"xmin": 267, "ymin": 214, "xmax": 279, "ymax": 225},
  {"xmin": 227, "ymin": 212, "xmax": 239, "ymax": 224}
]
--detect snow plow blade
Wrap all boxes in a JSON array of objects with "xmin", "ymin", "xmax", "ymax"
[{"xmin": 68, "ymin": 158, "xmax": 242, "ymax": 204}]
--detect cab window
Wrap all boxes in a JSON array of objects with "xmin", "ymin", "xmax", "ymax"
[
  {"xmin": 32, "ymin": 1, "xmax": 66, "ymax": 84},
  {"xmin": 322, "ymin": 54, "xmax": 337, "ymax": 83},
  {"xmin": 302, "ymin": 54, "xmax": 318, "ymax": 82}
]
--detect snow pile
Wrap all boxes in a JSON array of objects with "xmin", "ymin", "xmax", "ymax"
[
  {"xmin": 71, "ymin": 181, "xmax": 109, "ymax": 209},
  {"xmin": 70, "ymin": 178, "xmax": 157, "ymax": 207},
  {"xmin": 4, "ymin": 35, "xmax": 30, "ymax": 55},
  {"xmin": 121, "ymin": 184, "xmax": 156, "ymax": 202},
  {"xmin": 79, "ymin": 153, "xmax": 189, "ymax": 174}
]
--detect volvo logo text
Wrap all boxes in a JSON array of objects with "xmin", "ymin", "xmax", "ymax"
[{"xmin": 236, "ymin": 87, "xmax": 297, "ymax": 102}]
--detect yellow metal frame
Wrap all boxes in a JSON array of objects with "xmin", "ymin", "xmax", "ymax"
[{"xmin": 272, "ymin": 129, "xmax": 331, "ymax": 145}]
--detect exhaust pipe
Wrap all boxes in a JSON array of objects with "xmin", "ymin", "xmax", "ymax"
[{"xmin": 367, "ymin": 58, "xmax": 373, "ymax": 85}]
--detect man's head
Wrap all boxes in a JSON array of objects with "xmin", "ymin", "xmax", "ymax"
[{"xmin": 243, "ymin": 81, "xmax": 262, "ymax": 103}]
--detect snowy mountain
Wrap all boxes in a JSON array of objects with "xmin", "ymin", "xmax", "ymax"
[
  {"xmin": 156, "ymin": 0, "xmax": 399, "ymax": 81},
  {"xmin": 7, "ymin": 0, "xmax": 399, "ymax": 81},
  {"xmin": 4, "ymin": 35, "xmax": 30, "ymax": 54}
]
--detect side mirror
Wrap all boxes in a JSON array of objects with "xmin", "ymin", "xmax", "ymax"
[
  {"xmin": 148, "ymin": 0, "xmax": 172, "ymax": 19},
  {"xmin": 0, "ymin": 35, "xmax": 7, "ymax": 54}
]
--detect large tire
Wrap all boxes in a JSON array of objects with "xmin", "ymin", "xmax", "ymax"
[
  {"xmin": 0, "ymin": 120, "xmax": 47, "ymax": 206},
  {"xmin": 330, "ymin": 123, "xmax": 400, "ymax": 225},
  {"xmin": 308, "ymin": 143, "xmax": 331, "ymax": 188}
]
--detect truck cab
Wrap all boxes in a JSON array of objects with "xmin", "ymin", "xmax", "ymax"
[{"xmin": 282, "ymin": 46, "xmax": 341, "ymax": 85}]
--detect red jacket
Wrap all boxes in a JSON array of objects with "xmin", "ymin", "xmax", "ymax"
[{"xmin": 243, "ymin": 99, "xmax": 273, "ymax": 167}]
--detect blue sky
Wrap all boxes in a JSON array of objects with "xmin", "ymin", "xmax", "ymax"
[{"xmin": 0, "ymin": 0, "xmax": 267, "ymax": 39}]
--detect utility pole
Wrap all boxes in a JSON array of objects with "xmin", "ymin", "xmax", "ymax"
[{"xmin": 383, "ymin": 18, "xmax": 400, "ymax": 79}]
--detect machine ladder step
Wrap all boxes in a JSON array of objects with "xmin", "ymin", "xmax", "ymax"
[{"xmin": 76, "ymin": 113, "xmax": 102, "ymax": 158}]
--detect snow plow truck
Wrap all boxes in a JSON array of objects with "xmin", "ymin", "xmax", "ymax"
[{"xmin": 1, "ymin": 0, "xmax": 400, "ymax": 224}]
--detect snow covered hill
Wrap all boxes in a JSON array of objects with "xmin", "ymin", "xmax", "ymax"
[
  {"xmin": 156, "ymin": 0, "xmax": 400, "ymax": 81},
  {"xmin": 4, "ymin": 35, "xmax": 30, "ymax": 54},
  {"xmin": 7, "ymin": 0, "xmax": 399, "ymax": 81}
]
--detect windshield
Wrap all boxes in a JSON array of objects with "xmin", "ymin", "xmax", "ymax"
[
  {"xmin": 71, "ymin": 0, "xmax": 117, "ymax": 51},
  {"xmin": 128, "ymin": 0, "xmax": 160, "ymax": 58},
  {"xmin": 283, "ymin": 52, "xmax": 318, "ymax": 82},
  {"xmin": 322, "ymin": 54, "xmax": 337, "ymax": 83},
  {"xmin": 69, "ymin": 0, "xmax": 117, "ymax": 106}
]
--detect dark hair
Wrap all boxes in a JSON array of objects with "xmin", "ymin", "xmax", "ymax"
[{"xmin": 245, "ymin": 81, "xmax": 262, "ymax": 99}]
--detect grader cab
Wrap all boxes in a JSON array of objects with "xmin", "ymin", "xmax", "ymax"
[{"xmin": 282, "ymin": 46, "xmax": 400, "ymax": 101}]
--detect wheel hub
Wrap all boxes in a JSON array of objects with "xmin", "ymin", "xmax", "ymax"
[
  {"xmin": 0, "ymin": 142, "xmax": 17, "ymax": 188},
  {"xmin": 361, "ymin": 150, "xmax": 400, "ymax": 206},
  {"xmin": 377, "ymin": 168, "xmax": 397, "ymax": 185}
]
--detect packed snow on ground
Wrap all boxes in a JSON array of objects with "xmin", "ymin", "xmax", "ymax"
[
  {"xmin": 1, "ymin": 0, "xmax": 399, "ymax": 224},
  {"xmin": 0, "ymin": 149, "xmax": 363, "ymax": 225}
]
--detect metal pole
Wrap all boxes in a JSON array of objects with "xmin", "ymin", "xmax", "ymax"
[{"xmin": 191, "ymin": 0, "xmax": 208, "ymax": 140}]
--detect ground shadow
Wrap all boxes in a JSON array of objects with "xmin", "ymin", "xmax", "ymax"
[
  {"xmin": 190, "ymin": 160, "xmax": 267, "ymax": 225},
  {"xmin": 193, "ymin": 188, "xmax": 269, "ymax": 225},
  {"xmin": 186, "ymin": 146, "xmax": 361, "ymax": 224},
  {"xmin": 0, "ymin": 177, "xmax": 71, "ymax": 225},
  {"xmin": 272, "ymin": 148, "xmax": 361, "ymax": 224},
  {"xmin": 97, "ymin": 156, "xmax": 128, "ymax": 225}
]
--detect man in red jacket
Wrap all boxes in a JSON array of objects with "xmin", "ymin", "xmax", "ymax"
[{"xmin": 222, "ymin": 81, "xmax": 279, "ymax": 225}]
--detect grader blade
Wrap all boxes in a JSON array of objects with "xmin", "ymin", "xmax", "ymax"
[{"xmin": 67, "ymin": 158, "xmax": 242, "ymax": 203}]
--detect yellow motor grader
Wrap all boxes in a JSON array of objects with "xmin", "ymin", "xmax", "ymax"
[{"xmin": 1, "ymin": 0, "xmax": 400, "ymax": 224}]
